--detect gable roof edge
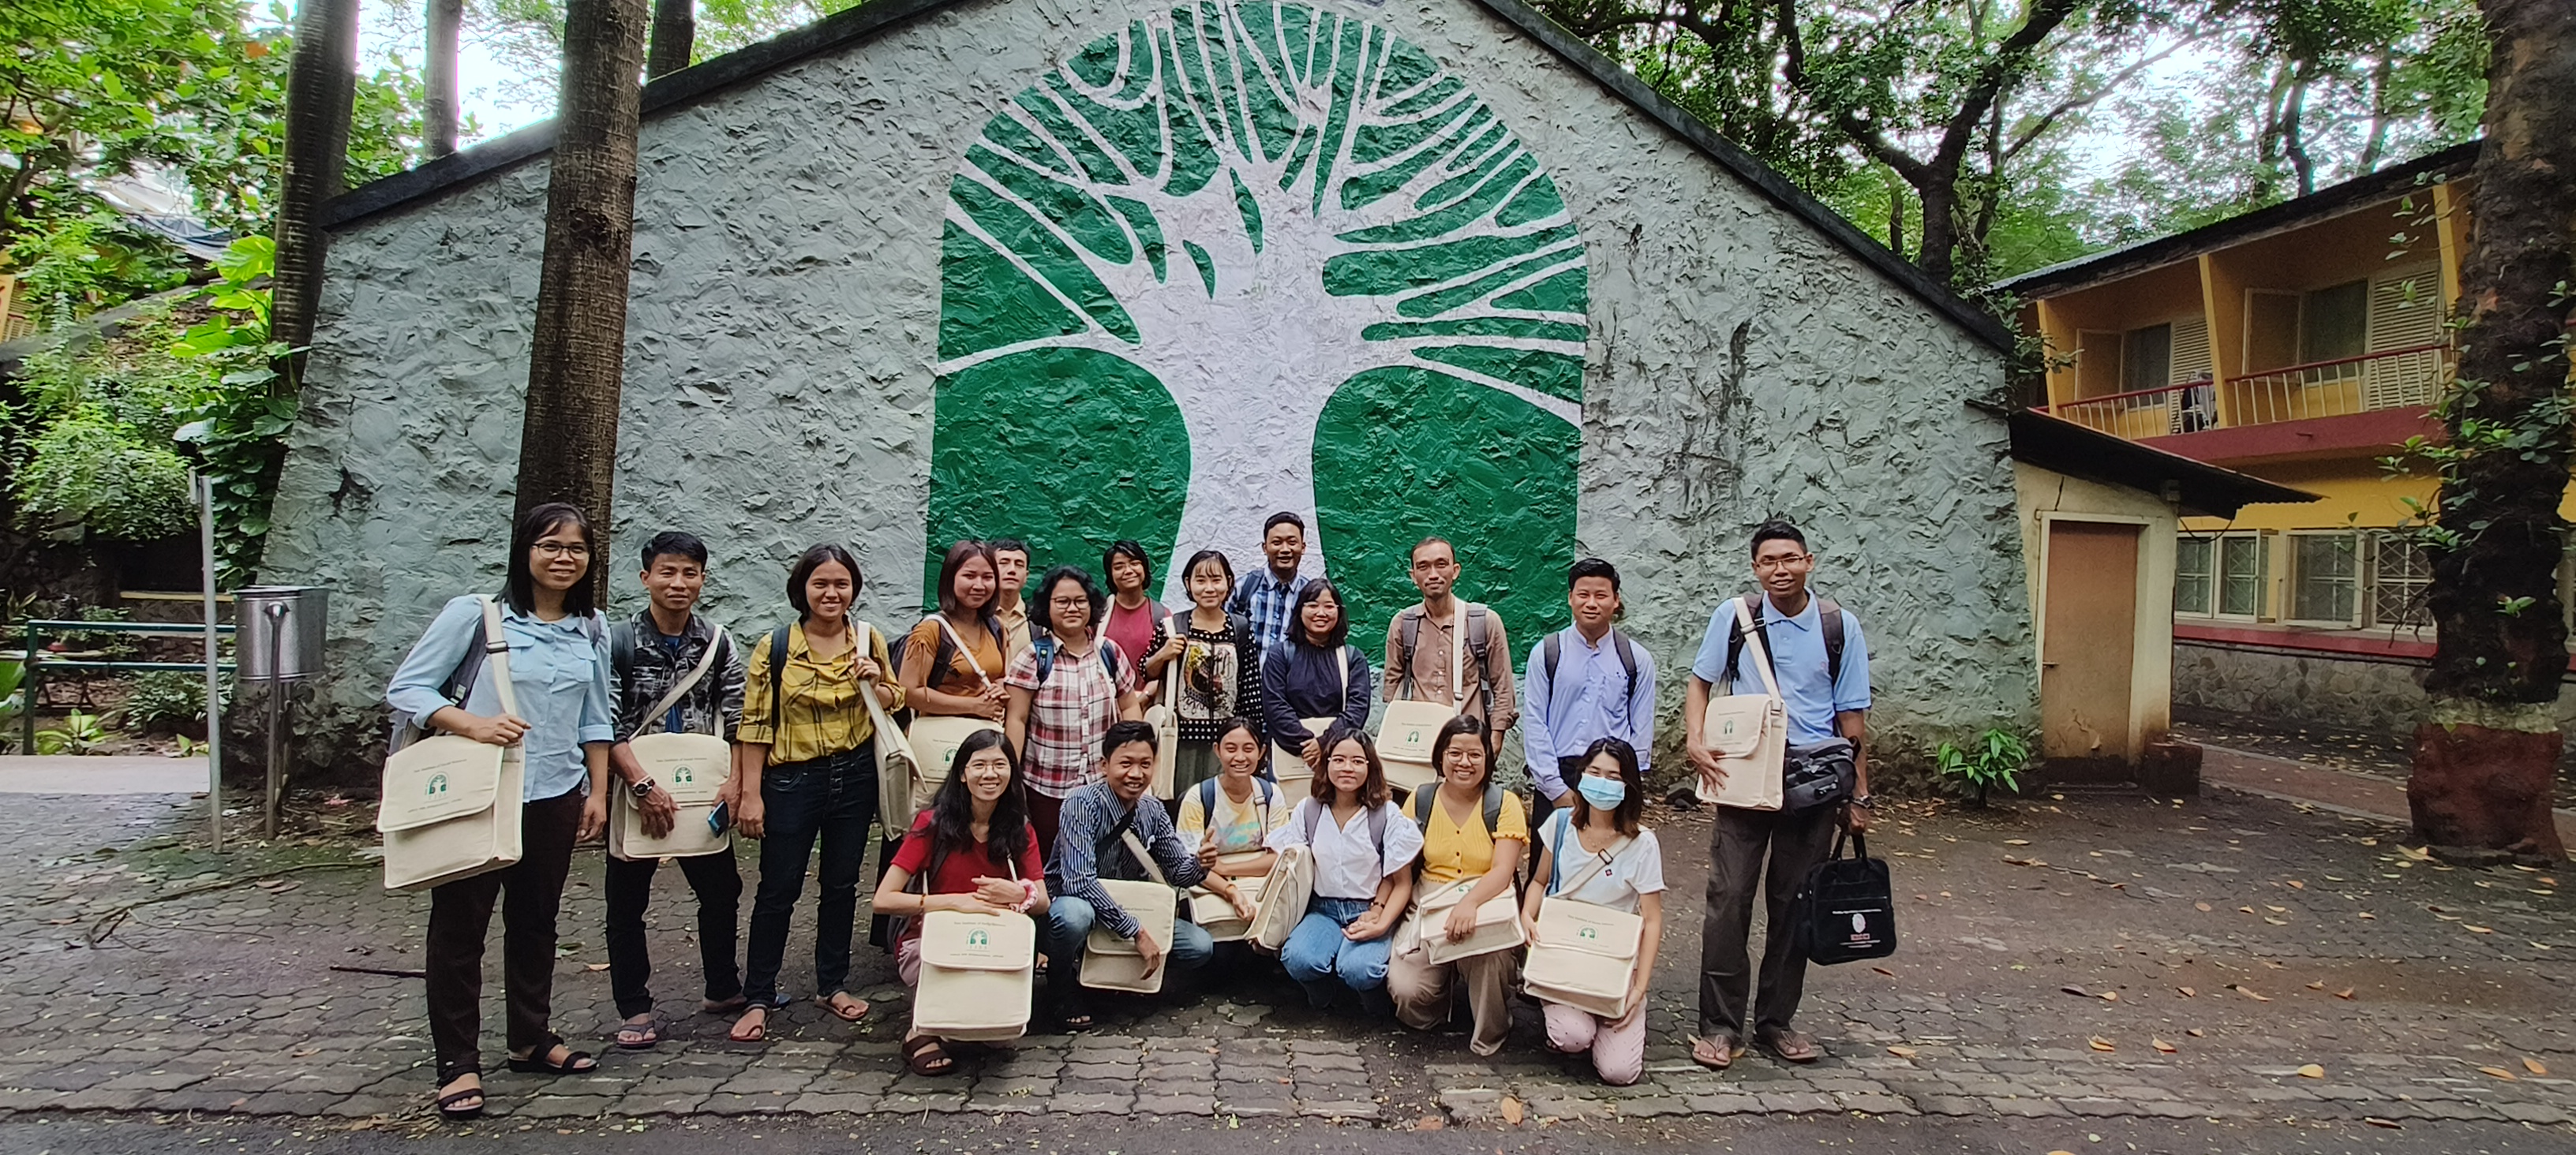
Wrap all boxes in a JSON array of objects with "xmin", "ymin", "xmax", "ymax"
[{"xmin": 1468, "ymin": 0, "xmax": 2012, "ymax": 353}]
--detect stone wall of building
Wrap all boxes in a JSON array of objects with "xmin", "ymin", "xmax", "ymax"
[
  {"xmin": 2174, "ymin": 641, "xmax": 2576, "ymax": 738},
  {"xmin": 263, "ymin": 0, "xmax": 2033, "ymax": 776}
]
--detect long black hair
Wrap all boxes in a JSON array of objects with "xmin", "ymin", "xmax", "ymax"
[
  {"xmin": 1312, "ymin": 721, "xmax": 1388, "ymax": 808},
  {"xmin": 504, "ymin": 502, "xmax": 598, "ymax": 616},
  {"xmin": 933, "ymin": 540, "xmax": 1003, "ymax": 635},
  {"xmin": 926, "ymin": 728, "xmax": 1032, "ymax": 869},
  {"xmin": 1572, "ymin": 737, "xmax": 1645, "ymax": 835},
  {"xmin": 1291, "ymin": 578, "xmax": 1349, "ymax": 649},
  {"xmin": 786, "ymin": 543, "xmax": 864, "ymax": 618}
]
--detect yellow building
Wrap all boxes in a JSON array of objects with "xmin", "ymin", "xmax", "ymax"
[{"xmin": 2001, "ymin": 142, "xmax": 2576, "ymax": 738}]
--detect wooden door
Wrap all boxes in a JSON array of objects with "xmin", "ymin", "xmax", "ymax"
[{"xmin": 2041, "ymin": 521, "xmax": 2141, "ymax": 767}]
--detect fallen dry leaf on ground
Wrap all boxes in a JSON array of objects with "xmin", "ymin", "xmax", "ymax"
[
  {"xmin": 2477, "ymin": 1066, "xmax": 2517, "ymax": 1082},
  {"xmin": 2089, "ymin": 1037, "xmax": 2116, "ymax": 1052},
  {"xmin": 2464, "ymin": 925, "xmax": 2493, "ymax": 934},
  {"xmin": 1500, "ymin": 1096, "xmax": 1525, "ymax": 1123},
  {"xmin": 2525, "ymin": 1058, "xmax": 2550, "ymax": 1075},
  {"xmin": 2187, "ymin": 1028, "xmax": 2206, "ymax": 1037},
  {"xmin": 1887, "ymin": 1045, "xmax": 1918, "ymax": 1058},
  {"xmin": 2297, "ymin": 1064, "xmax": 2325, "ymax": 1078},
  {"xmin": 1413, "ymin": 1116, "xmax": 1443, "ymax": 1131},
  {"xmin": 2230, "ymin": 985, "xmax": 2271, "ymax": 1001},
  {"xmin": 1871, "ymin": 966, "xmax": 1895, "ymax": 977},
  {"xmin": 2307, "ymin": 981, "xmax": 2325, "ymax": 990},
  {"xmin": 2364, "ymin": 1117, "xmax": 2402, "ymax": 1130},
  {"xmin": 2152, "ymin": 1038, "xmax": 2177, "ymax": 1053},
  {"xmin": 2195, "ymin": 902, "xmax": 2213, "ymax": 912},
  {"xmin": 2177, "ymin": 986, "xmax": 2197, "ymax": 997},
  {"xmin": 2335, "ymin": 988, "xmax": 2356, "ymax": 1000}
]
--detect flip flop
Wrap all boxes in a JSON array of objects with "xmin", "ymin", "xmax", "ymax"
[
  {"xmin": 729, "ymin": 1004, "xmax": 769, "ymax": 1043},
  {"xmin": 505, "ymin": 1037, "xmax": 598, "ymax": 1075},
  {"xmin": 1690, "ymin": 1034, "xmax": 1739, "ymax": 1070},
  {"xmin": 818, "ymin": 992, "xmax": 870, "ymax": 1022},
  {"xmin": 615, "ymin": 1015, "xmax": 661, "ymax": 1050},
  {"xmin": 1757, "ymin": 1027, "xmax": 1821, "ymax": 1064}
]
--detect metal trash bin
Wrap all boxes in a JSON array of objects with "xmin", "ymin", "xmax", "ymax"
[{"xmin": 234, "ymin": 586, "xmax": 328, "ymax": 683}]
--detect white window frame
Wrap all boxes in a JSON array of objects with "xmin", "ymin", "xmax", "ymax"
[
  {"xmin": 2212, "ymin": 530, "xmax": 2273, "ymax": 622},
  {"xmin": 2284, "ymin": 529, "xmax": 2364, "ymax": 628},
  {"xmin": 2366, "ymin": 531, "xmax": 2433, "ymax": 630},
  {"xmin": 2174, "ymin": 534, "xmax": 2217, "ymax": 619}
]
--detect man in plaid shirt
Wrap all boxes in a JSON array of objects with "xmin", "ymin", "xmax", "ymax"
[
  {"xmin": 1226, "ymin": 510, "xmax": 1312, "ymax": 667},
  {"xmin": 602, "ymin": 531, "xmax": 747, "ymax": 1048}
]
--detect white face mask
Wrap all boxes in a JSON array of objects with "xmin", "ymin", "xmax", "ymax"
[{"xmin": 1577, "ymin": 776, "xmax": 1626, "ymax": 809}]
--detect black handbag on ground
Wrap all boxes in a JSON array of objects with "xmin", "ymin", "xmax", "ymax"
[
  {"xmin": 1782, "ymin": 738, "xmax": 1857, "ymax": 811},
  {"xmin": 1792, "ymin": 829, "xmax": 1896, "ymax": 965}
]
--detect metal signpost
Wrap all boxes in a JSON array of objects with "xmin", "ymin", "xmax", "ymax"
[{"xmin": 235, "ymin": 585, "xmax": 328, "ymax": 840}]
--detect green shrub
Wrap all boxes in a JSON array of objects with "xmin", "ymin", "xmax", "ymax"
[
  {"xmin": 119, "ymin": 669, "xmax": 223, "ymax": 733},
  {"xmin": 13, "ymin": 409, "xmax": 194, "ymax": 542},
  {"xmin": 1934, "ymin": 728, "xmax": 2031, "ymax": 806}
]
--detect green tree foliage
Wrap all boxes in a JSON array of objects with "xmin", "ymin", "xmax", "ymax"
[{"xmin": 1, "ymin": 0, "xmax": 424, "ymax": 316}]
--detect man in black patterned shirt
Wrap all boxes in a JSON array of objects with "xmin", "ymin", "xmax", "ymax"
[{"xmin": 603, "ymin": 531, "xmax": 748, "ymax": 1048}]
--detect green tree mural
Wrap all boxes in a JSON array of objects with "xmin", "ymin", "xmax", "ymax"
[{"xmin": 927, "ymin": 0, "xmax": 1588, "ymax": 647}]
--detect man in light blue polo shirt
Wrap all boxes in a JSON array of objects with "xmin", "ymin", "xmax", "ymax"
[{"xmin": 1680, "ymin": 520, "xmax": 1872, "ymax": 1071}]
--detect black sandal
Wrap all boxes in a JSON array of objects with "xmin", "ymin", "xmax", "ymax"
[
  {"xmin": 506, "ymin": 1035, "xmax": 599, "ymax": 1075},
  {"xmin": 434, "ymin": 1084, "xmax": 485, "ymax": 1119}
]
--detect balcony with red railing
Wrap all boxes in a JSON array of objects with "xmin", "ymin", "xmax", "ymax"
[{"xmin": 2038, "ymin": 343, "xmax": 2451, "ymax": 464}]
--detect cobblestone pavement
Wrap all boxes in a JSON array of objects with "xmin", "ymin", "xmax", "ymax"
[{"xmin": 1, "ymin": 783, "xmax": 2571, "ymax": 1134}]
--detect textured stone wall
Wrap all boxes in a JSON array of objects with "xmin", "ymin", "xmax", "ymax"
[
  {"xmin": 265, "ymin": 0, "xmax": 2032, "ymax": 776},
  {"xmin": 2174, "ymin": 642, "xmax": 2576, "ymax": 738}
]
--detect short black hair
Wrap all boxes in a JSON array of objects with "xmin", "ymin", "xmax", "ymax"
[
  {"xmin": 1103, "ymin": 540, "xmax": 1152, "ymax": 590},
  {"xmin": 1182, "ymin": 548, "xmax": 1235, "ymax": 590},
  {"xmin": 1101, "ymin": 718, "xmax": 1159, "ymax": 760},
  {"xmin": 1410, "ymin": 536, "xmax": 1454, "ymax": 565},
  {"xmin": 1262, "ymin": 511, "xmax": 1305, "ymax": 537},
  {"xmin": 1750, "ymin": 520, "xmax": 1808, "ymax": 559},
  {"xmin": 989, "ymin": 538, "xmax": 1032, "ymax": 559},
  {"xmin": 1291, "ymin": 578, "xmax": 1348, "ymax": 649},
  {"xmin": 1428, "ymin": 713, "xmax": 1493, "ymax": 788},
  {"xmin": 1568, "ymin": 556, "xmax": 1620, "ymax": 593},
  {"xmin": 504, "ymin": 502, "xmax": 597, "ymax": 617},
  {"xmin": 639, "ymin": 530, "xmax": 709, "ymax": 571},
  {"xmin": 785, "ymin": 543, "xmax": 864, "ymax": 617},
  {"xmin": 1032, "ymin": 565, "xmax": 1106, "ymax": 637}
]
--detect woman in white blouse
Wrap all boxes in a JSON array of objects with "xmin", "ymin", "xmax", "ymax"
[
  {"xmin": 1265, "ymin": 723, "xmax": 1423, "ymax": 1011},
  {"xmin": 1521, "ymin": 738, "xmax": 1665, "ymax": 1085}
]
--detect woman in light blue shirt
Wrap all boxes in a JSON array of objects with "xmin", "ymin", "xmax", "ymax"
[{"xmin": 384, "ymin": 502, "xmax": 615, "ymax": 1119}]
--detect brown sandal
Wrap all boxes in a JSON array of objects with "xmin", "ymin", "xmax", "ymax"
[
  {"xmin": 1757, "ymin": 1026, "xmax": 1821, "ymax": 1063},
  {"xmin": 818, "ymin": 992, "xmax": 870, "ymax": 1022},
  {"xmin": 902, "ymin": 1034, "xmax": 955, "ymax": 1075},
  {"xmin": 728, "ymin": 1004, "xmax": 769, "ymax": 1043},
  {"xmin": 1691, "ymin": 1034, "xmax": 1740, "ymax": 1070}
]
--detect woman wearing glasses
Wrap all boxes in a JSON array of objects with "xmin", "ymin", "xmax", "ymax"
[{"xmin": 1005, "ymin": 566, "xmax": 1144, "ymax": 861}]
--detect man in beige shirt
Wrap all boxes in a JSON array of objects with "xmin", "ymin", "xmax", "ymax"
[
  {"xmin": 990, "ymin": 538, "xmax": 1034, "ymax": 660},
  {"xmin": 1382, "ymin": 536, "xmax": 1517, "ymax": 734}
]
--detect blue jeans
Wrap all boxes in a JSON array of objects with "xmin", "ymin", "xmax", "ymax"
[
  {"xmin": 743, "ymin": 747, "xmax": 878, "ymax": 1004},
  {"xmin": 1044, "ymin": 895, "xmax": 1214, "ymax": 1007},
  {"xmin": 1281, "ymin": 896, "xmax": 1394, "ymax": 1009}
]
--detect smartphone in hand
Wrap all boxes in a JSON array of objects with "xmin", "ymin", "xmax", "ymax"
[{"xmin": 707, "ymin": 803, "xmax": 731, "ymax": 835}]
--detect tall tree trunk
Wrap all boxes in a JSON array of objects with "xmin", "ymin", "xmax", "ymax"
[
  {"xmin": 2409, "ymin": 0, "xmax": 2576, "ymax": 863},
  {"xmin": 1915, "ymin": 174, "xmax": 1960, "ymax": 283},
  {"xmin": 424, "ymin": 0, "xmax": 463, "ymax": 158},
  {"xmin": 513, "ymin": 0, "xmax": 649, "ymax": 596},
  {"xmin": 268, "ymin": 0, "xmax": 360, "ymax": 395},
  {"xmin": 2281, "ymin": 68, "xmax": 2316, "ymax": 196},
  {"xmin": 647, "ymin": 0, "xmax": 695, "ymax": 79}
]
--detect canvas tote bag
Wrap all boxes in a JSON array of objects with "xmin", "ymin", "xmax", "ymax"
[
  {"xmin": 1269, "ymin": 649, "xmax": 1348, "ymax": 795},
  {"xmin": 1144, "ymin": 660, "xmax": 1181, "ymax": 801},
  {"xmin": 912, "ymin": 907, "xmax": 1039, "ymax": 1041},
  {"xmin": 610, "ymin": 626, "xmax": 734, "ymax": 860},
  {"xmin": 859, "ymin": 622, "xmax": 923, "ymax": 825},
  {"xmin": 1522, "ymin": 820, "xmax": 1643, "ymax": 1019},
  {"xmin": 906, "ymin": 615, "xmax": 1001, "ymax": 799},
  {"xmin": 1249, "ymin": 844, "xmax": 1312, "ymax": 951},
  {"xmin": 1377, "ymin": 605, "xmax": 1475, "ymax": 794},
  {"xmin": 1189, "ymin": 869, "xmax": 1263, "ymax": 943},
  {"xmin": 379, "ymin": 596, "xmax": 526, "ymax": 891},
  {"xmin": 1403, "ymin": 877, "xmax": 1526, "ymax": 965},
  {"xmin": 1080, "ymin": 830, "xmax": 1181, "ymax": 994},
  {"xmin": 1697, "ymin": 597, "xmax": 1788, "ymax": 810}
]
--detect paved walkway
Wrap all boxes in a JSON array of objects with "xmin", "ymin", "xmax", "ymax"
[
  {"xmin": 0, "ymin": 756, "xmax": 209, "ymax": 795},
  {"xmin": 2200, "ymin": 742, "xmax": 2576, "ymax": 847},
  {"xmin": 0, "ymin": 783, "xmax": 2570, "ymax": 1131}
]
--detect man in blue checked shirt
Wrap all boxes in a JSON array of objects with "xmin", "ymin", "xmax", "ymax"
[
  {"xmin": 1225, "ymin": 510, "xmax": 1312, "ymax": 667},
  {"xmin": 1519, "ymin": 558, "xmax": 1657, "ymax": 830},
  {"xmin": 1043, "ymin": 720, "xmax": 1214, "ymax": 1030}
]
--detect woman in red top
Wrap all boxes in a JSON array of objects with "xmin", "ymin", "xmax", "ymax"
[{"xmin": 872, "ymin": 728, "xmax": 1046, "ymax": 1075}]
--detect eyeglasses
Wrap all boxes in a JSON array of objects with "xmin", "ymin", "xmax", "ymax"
[
  {"xmin": 1753, "ymin": 553, "xmax": 1810, "ymax": 570},
  {"xmin": 532, "ymin": 542, "xmax": 591, "ymax": 558},
  {"xmin": 1049, "ymin": 595, "xmax": 1090, "ymax": 608}
]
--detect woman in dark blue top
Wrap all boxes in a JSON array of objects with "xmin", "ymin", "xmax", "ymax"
[{"xmin": 1260, "ymin": 579, "xmax": 1373, "ymax": 778}]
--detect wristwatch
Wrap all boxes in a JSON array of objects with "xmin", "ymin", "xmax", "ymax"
[
  {"xmin": 629, "ymin": 778, "xmax": 658, "ymax": 799},
  {"xmin": 1849, "ymin": 794, "xmax": 1874, "ymax": 809}
]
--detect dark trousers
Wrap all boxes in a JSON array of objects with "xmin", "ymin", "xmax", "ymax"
[
  {"xmin": 1696, "ymin": 802, "xmax": 1840, "ymax": 1041},
  {"xmin": 1028, "ymin": 791, "xmax": 1066, "ymax": 869},
  {"xmin": 744, "ymin": 747, "xmax": 878, "ymax": 1004},
  {"xmin": 604, "ymin": 846, "xmax": 743, "ymax": 1018},
  {"xmin": 425, "ymin": 787, "xmax": 583, "ymax": 1084}
]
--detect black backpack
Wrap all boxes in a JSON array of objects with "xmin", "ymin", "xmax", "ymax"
[
  {"xmin": 1721, "ymin": 594, "xmax": 1848, "ymax": 690},
  {"xmin": 1542, "ymin": 628, "xmax": 1641, "ymax": 703},
  {"xmin": 1396, "ymin": 604, "xmax": 1495, "ymax": 700}
]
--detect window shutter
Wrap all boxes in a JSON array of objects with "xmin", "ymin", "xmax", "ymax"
[
  {"xmin": 2168, "ymin": 315, "xmax": 2214, "ymax": 433},
  {"xmin": 2364, "ymin": 264, "xmax": 2443, "ymax": 409}
]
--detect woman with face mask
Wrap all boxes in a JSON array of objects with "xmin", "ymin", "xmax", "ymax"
[
  {"xmin": 1387, "ymin": 714, "xmax": 1527, "ymax": 1055},
  {"xmin": 1519, "ymin": 738, "xmax": 1666, "ymax": 1086},
  {"xmin": 872, "ymin": 729, "xmax": 1046, "ymax": 1075}
]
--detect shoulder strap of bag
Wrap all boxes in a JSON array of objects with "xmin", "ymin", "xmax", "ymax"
[
  {"xmin": 1553, "ymin": 825, "xmax": 1635, "ymax": 898},
  {"xmin": 1543, "ymin": 631, "xmax": 1562, "ymax": 688},
  {"xmin": 856, "ymin": 622, "xmax": 906, "ymax": 746},
  {"xmin": 930, "ymin": 613, "xmax": 993, "ymax": 690},
  {"xmin": 1609, "ymin": 628, "xmax": 1639, "ymax": 702},
  {"xmin": 1728, "ymin": 598, "xmax": 1784, "ymax": 702},
  {"xmin": 1199, "ymin": 777, "xmax": 1219, "ymax": 824},
  {"xmin": 626, "ymin": 623, "xmax": 728, "ymax": 742},
  {"xmin": 1405, "ymin": 786, "xmax": 1435, "ymax": 832},
  {"xmin": 1481, "ymin": 783, "xmax": 1503, "ymax": 838},
  {"xmin": 1397, "ymin": 607, "xmax": 1421, "ymax": 697},
  {"xmin": 478, "ymin": 596, "xmax": 519, "ymax": 719},
  {"xmin": 611, "ymin": 621, "xmax": 636, "ymax": 682},
  {"xmin": 1818, "ymin": 597, "xmax": 1846, "ymax": 686},
  {"xmin": 1301, "ymin": 798, "xmax": 1323, "ymax": 844},
  {"xmin": 766, "ymin": 625, "xmax": 790, "ymax": 732},
  {"xmin": 1118, "ymin": 828, "xmax": 1168, "ymax": 887}
]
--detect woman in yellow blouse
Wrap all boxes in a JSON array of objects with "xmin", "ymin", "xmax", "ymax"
[
  {"xmin": 721, "ymin": 544, "xmax": 903, "ymax": 1042},
  {"xmin": 1387, "ymin": 715, "xmax": 1527, "ymax": 1055}
]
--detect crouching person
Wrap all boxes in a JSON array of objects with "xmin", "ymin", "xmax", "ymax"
[
  {"xmin": 872, "ymin": 729, "xmax": 1046, "ymax": 1075},
  {"xmin": 1522, "ymin": 739, "xmax": 1665, "ymax": 1086},
  {"xmin": 1387, "ymin": 715, "xmax": 1527, "ymax": 1055},
  {"xmin": 1266, "ymin": 723, "xmax": 1422, "ymax": 1014},
  {"xmin": 1043, "ymin": 721, "xmax": 1214, "ymax": 1030}
]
